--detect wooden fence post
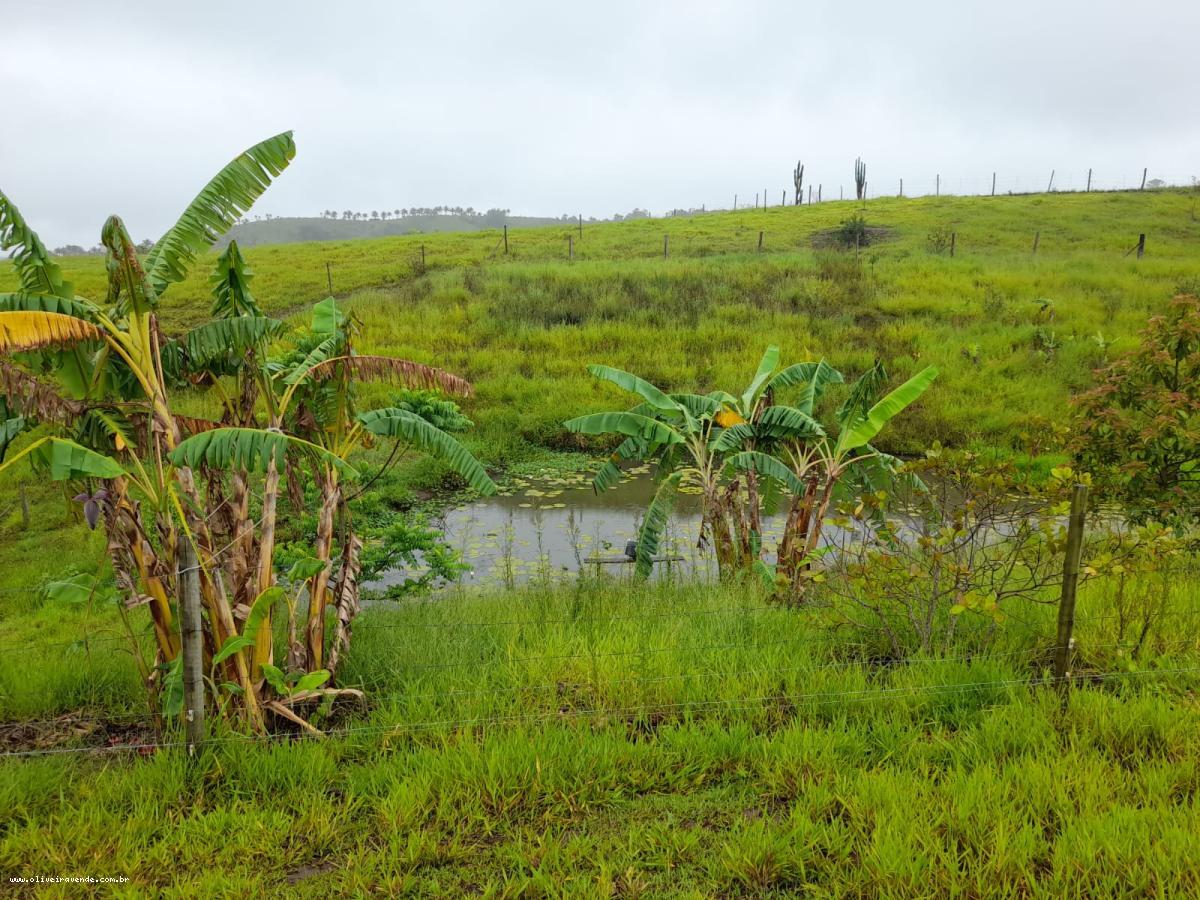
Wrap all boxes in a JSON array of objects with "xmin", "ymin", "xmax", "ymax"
[
  {"xmin": 1086, "ymin": 169, "xmax": 1092, "ymax": 192},
  {"xmin": 1053, "ymin": 483, "xmax": 1089, "ymax": 699},
  {"xmin": 899, "ymin": 178, "xmax": 903, "ymax": 197},
  {"xmin": 179, "ymin": 540, "xmax": 205, "ymax": 753},
  {"xmin": 936, "ymin": 173, "xmax": 940, "ymax": 196},
  {"xmin": 663, "ymin": 234, "xmax": 669, "ymax": 258},
  {"xmin": 1032, "ymin": 231, "xmax": 1040, "ymax": 255},
  {"xmin": 991, "ymin": 172, "xmax": 996, "ymax": 196},
  {"xmin": 1136, "ymin": 233, "xmax": 1145, "ymax": 258},
  {"xmin": 503, "ymin": 225, "xmax": 509, "ymax": 255},
  {"xmin": 568, "ymin": 235, "xmax": 573, "ymax": 260},
  {"xmin": 734, "ymin": 194, "xmax": 738, "ymax": 211},
  {"xmin": 808, "ymin": 185, "xmax": 813, "ymax": 205},
  {"xmin": 818, "ymin": 185, "xmax": 822, "ymax": 202},
  {"xmin": 1140, "ymin": 168, "xmax": 1147, "ymax": 190},
  {"xmin": 420, "ymin": 244, "xmax": 425, "ymax": 268},
  {"xmin": 578, "ymin": 214, "xmax": 583, "ymax": 238},
  {"xmin": 781, "ymin": 189, "xmax": 786, "ymax": 206},
  {"xmin": 757, "ymin": 230, "xmax": 763, "ymax": 252},
  {"xmin": 755, "ymin": 192, "xmax": 759, "ymax": 209},
  {"xmin": 325, "ymin": 262, "xmax": 333, "ymax": 294},
  {"xmin": 840, "ymin": 186, "xmax": 843, "ymax": 201},
  {"xmin": 1047, "ymin": 169, "xmax": 1055, "ymax": 192},
  {"xmin": 950, "ymin": 232, "xmax": 956, "ymax": 257}
]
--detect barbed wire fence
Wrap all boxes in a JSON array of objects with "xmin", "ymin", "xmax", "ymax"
[
  {"xmin": 300, "ymin": 169, "xmax": 1200, "ymax": 287},
  {"xmin": 1, "ymin": 662, "xmax": 1197, "ymax": 760},
  {"xmin": 704, "ymin": 170, "xmax": 1198, "ymax": 214}
]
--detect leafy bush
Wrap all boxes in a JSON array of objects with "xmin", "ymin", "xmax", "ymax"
[
  {"xmin": 980, "ymin": 283, "xmax": 1009, "ymax": 320},
  {"xmin": 1072, "ymin": 293, "xmax": 1200, "ymax": 524},
  {"xmin": 835, "ymin": 213, "xmax": 868, "ymax": 249},
  {"xmin": 926, "ymin": 226, "xmax": 954, "ymax": 255},
  {"xmin": 390, "ymin": 389, "xmax": 472, "ymax": 433},
  {"xmin": 359, "ymin": 520, "xmax": 467, "ymax": 596},
  {"xmin": 820, "ymin": 448, "xmax": 1080, "ymax": 656}
]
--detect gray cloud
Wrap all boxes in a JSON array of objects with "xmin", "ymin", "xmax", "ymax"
[{"xmin": 3, "ymin": 0, "xmax": 1198, "ymax": 247}]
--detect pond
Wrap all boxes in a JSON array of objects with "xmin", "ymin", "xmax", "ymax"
[{"xmin": 368, "ymin": 466, "xmax": 872, "ymax": 591}]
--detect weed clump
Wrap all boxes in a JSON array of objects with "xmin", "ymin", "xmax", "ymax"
[
  {"xmin": 926, "ymin": 226, "xmax": 954, "ymax": 254},
  {"xmin": 836, "ymin": 213, "xmax": 868, "ymax": 248}
]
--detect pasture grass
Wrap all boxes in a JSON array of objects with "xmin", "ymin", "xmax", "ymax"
[
  {"xmin": 3, "ymin": 189, "xmax": 1199, "ymax": 464},
  {"xmin": 1, "ymin": 579, "xmax": 1198, "ymax": 895}
]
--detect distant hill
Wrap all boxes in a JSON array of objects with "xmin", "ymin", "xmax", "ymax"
[{"xmin": 218, "ymin": 214, "xmax": 568, "ymax": 248}]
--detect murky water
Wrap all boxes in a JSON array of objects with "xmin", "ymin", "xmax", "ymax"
[{"xmin": 369, "ymin": 467, "xmax": 869, "ymax": 591}]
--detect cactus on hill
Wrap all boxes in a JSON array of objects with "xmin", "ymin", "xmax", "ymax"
[{"xmin": 794, "ymin": 160, "xmax": 805, "ymax": 206}]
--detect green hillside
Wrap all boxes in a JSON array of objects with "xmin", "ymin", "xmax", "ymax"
[{"xmin": 7, "ymin": 188, "xmax": 1196, "ymax": 460}]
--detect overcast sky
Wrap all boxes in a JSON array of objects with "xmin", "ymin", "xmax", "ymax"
[{"xmin": 3, "ymin": 0, "xmax": 1198, "ymax": 247}]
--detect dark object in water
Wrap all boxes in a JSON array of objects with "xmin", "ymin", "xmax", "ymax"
[{"xmin": 624, "ymin": 540, "xmax": 638, "ymax": 560}]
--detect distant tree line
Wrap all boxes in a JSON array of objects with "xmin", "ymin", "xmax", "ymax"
[
  {"xmin": 54, "ymin": 238, "xmax": 154, "ymax": 257},
  {"xmin": 44, "ymin": 203, "xmax": 710, "ymax": 259},
  {"xmin": 251, "ymin": 206, "xmax": 706, "ymax": 227},
  {"xmin": 218, "ymin": 205, "xmax": 713, "ymax": 232},
  {"xmin": 313, "ymin": 207, "xmax": 511, "ymax": 226}
]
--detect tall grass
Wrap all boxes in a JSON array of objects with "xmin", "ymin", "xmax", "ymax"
[
  {"xmin": 0, "ymin": 576, "xmax": 1196, "ymax": 893},
  {"xmin": 2, "ymin": 572, "xmax": 1196, "ymax": 721}
]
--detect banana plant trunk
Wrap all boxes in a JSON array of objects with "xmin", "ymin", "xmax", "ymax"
[
  {"xmin": 229, "ymin": 469, "xmax": 256, "ymax": 609},
  {"xmin": 776, "ymin": 473, "xmax": 821, "ymax": 602},
  {"xmin": 775, "ymin": 472, "xmax": 838, "ymax": 602},
  {"xmin": 305, "ymin": 467, "xmax": 341, "ymax": 670},
  {"xmin": 253, "ymin": 458, "xmax": 281, "ymax": 677},
  {"xmin": 802, "ymin": 478, "xmax": 838, "ymax": 560},
  {"xmin": 727, "ymin": 479, "xmax": 751, "ymax": 566},
  {"xmin": 746, "ymin": 469, "xmax": 763, "ymax": 553},
  {"xmin": 104, "ymin": 478, "xmax": 179, "ymax": 659},
  {"xmin": 703, "ymin": 488, "xmax": 738, "ymax": 577},
  {"xmin": 326, "ymin": 528, "xmax": 362, "ymax": 677}
]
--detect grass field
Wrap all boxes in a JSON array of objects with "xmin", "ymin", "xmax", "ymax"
[
  {"xmin": 2, "ymin": 579, "xmax": 1199, "ymax": 895},
  {"xmin": 1, "ymin": 190, "xmax": 1199, "ymax": 895}
]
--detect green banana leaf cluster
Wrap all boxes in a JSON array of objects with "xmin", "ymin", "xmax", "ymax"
[{"xmin": 565, "ymin": 347, "xmax": 937, "ymax": 596}]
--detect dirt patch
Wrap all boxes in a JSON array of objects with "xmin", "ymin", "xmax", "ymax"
[
  {"xmin": 0, "ymin": 713, "xmax": 157, "ymax": 756},
  {"xmin": 286, "ymin": 861, "xmax": 337, "ymax": 885},
  {"xmin": 810, "ymin": 224, "xmax": 896, "ymax": 251}
]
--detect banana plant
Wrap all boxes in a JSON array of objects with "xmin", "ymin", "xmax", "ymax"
[
  {"xmin": 173, "ymin": 295, "xmax": 495, "ymax": 673},
  {"xmin": 563, "ymin": 348, "xmax": 820, "ymax": 579},
  {"xmin": 565, "ymin": 350, "xmax": 936, "ymax": 594},
  {"xmin": 0, "ymin": 133, "xmax": 494, "ymax": 733},
  {"xmin": 0, "ymin": 134, "xmax": 299, "ymax": 728},
  {"xmin": 766, "ymin": 360, "xmax": 938, "ymax": 601}
]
